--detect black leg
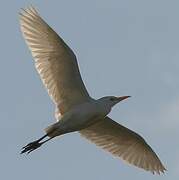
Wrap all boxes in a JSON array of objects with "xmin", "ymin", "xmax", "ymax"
[{"xmin": 21, "ymin": 134, "xmax": 52, "ymax": 154}]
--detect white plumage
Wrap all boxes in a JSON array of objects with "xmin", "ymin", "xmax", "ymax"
[
  {"xmin": 19, "ymin": 7, "xmax": 90, "ymax": 115},
  {"xmin": 19, "ymin": 6, "xmax": 166, "ymax": 175}
]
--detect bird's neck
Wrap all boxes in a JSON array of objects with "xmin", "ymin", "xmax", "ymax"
[{"xmin": 95, "ymin": 100, "xmax": 112, "ymax": 117}]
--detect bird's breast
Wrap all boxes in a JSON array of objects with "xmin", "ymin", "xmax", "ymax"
[{"xmin": 56, "ymin": 101, "xmax": 104, "ymax": 133}]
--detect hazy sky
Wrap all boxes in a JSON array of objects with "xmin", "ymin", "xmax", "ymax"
[{"xmin": 0, "ymin": 0, "xmax": 178, "ymax": 179}]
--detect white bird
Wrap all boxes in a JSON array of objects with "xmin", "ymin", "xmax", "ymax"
[{"xmin": 19, "ymin": 6, "xmax": 166, "ymax": 174}]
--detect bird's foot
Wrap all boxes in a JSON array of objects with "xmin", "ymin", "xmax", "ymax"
[{"xmin": 21, "ymin": 140, "xmax": 42, "ymax": 154}]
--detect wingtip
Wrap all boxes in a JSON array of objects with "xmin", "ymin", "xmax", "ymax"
[
  {"xmin": 150, "ymin": 166, "xmax": 167, "ymax": 175},
  {"xmin": 19, "ymin": 5, "xmax": 39, "ymax": 16}
]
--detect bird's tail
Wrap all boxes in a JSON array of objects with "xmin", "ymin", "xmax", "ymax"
[
  {"xmin": 44, "ymin": 122, "xmax": 59, "ymax": 138},
  {"xmin": 44, "ymin": 124, "xmax": 54, "ymax": 136}
]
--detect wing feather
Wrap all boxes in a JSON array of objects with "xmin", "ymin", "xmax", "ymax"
[
  {"xmin": 19, "ymin": 6, "xmax": 90, "ymax": 116},
  {"xmin": 80, "ymin": 117, "xmax": 166, "ymax": 174}
]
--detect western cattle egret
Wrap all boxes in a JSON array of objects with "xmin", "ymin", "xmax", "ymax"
[{"xmin": 19, "ymin": 6, "xmax": 166, "ymax": 174}]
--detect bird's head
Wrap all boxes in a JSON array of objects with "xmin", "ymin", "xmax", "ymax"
[{"xmin": 98, "ymin": 95, "xmax": 131, "ymax": 110}]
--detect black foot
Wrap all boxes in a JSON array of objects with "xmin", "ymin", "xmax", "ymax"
[{"xmin": 21, "ymin": 140, "xmax": 42, "ymax": 154}]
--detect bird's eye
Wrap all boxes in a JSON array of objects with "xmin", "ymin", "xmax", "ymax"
[{"xmin": 110, "ymin": 97, "xmax": 116, "ymax": 101}]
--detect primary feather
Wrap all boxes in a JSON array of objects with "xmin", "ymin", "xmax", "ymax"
[{"xmin": 19, "ymin": 6, "xmax": 90, "ymax": 116}]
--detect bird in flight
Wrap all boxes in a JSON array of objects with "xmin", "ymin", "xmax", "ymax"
[{"xmin": 19, "ymin": 6, "xmax": 166, "ymax": 174}]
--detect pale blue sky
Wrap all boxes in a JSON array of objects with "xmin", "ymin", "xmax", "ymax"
[{"xmin": 0, "ymin": 0, "xmax": 178, "ymax": 179}]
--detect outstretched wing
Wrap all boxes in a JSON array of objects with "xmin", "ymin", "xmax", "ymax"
[
  {"xmin": 19, "ymin": 6, "xmax": 90, "ymax": 115},
  {"xmin": 80, "ymin": 117, "xmax": 166, "ymax": 174}
]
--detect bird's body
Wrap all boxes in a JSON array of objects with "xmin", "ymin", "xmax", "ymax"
[
  {"xmin": 19, "ymin": 6, "xmax": 166, "ymax": 174},
  {"xmin": 45, "ymin": 99, "xmax": 105, "ymax": 136},
  {"xmin": 46, "ymin": 96, "xmax": 124, "ymax": 137}
]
